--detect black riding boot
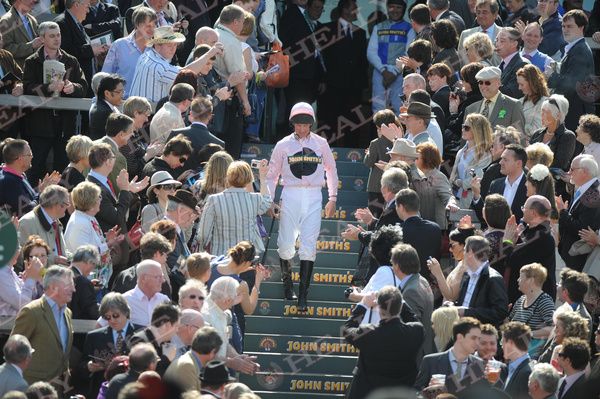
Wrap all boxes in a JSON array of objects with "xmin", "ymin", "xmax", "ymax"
[
  {"xmin": 280, "ymin": 258, "xmax": 297, "ymax": 300},
  {"xmin": 297, "ymin": 260, "xmax": 314, "ymax": 312}
]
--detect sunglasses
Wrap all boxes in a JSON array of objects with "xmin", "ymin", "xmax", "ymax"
[
  {"xmin": 179, "ymin": 156, "xmax": 188, "ymax": 164},
  {"xmin": 103, "ymin": 313, "xmax": 121, "ymax": 320},
  {"xmin": 160, "ymin": 184, "xmax": 177, "ymax": 190},
  {"xmin": 188, "ymin": 294, "xmax": 205, "ymax": 301},
  {"xmin": 547, "ymin": 98, "xmax": 559, "ymax": 108},
  {"xmin": 462, "ymin": 125, "xmax": 471, "ymax": 131},
  {"xmin": 478, "ymin": 80, "xmax": 492, "ymax": 86}
]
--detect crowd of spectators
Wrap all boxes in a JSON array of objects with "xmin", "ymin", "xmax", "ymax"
[{"xmin": 0, "ymin": 0, "xmax": 600, "ymax": 398}]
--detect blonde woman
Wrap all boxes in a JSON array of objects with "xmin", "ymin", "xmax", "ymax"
[
  {"xmin": 463, "ymin": 33, "xmax": 495, "ymax": 66},
  {"xmin": 196, "ymin": 151, "xmax": 234, "ymax": 201},
  {"xmin": 449, "ymin": 113, "xmax": 493, "ymax": 207},
  {"xmin": 432, "ymin": 307, "xmax": 459, "ymax": 352}
]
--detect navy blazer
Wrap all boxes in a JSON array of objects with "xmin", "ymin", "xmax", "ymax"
[
  {"xmin": 0, "ymin": 169, "xmax": 38, "ymax": 217},
  {"xmin": 439, "ymin": 9, "xmax": 466, "ymax": 35},
  {"xmin": 168, "ymin": 123, "xmax": 225, "ymax": 171},
  {"xmin": 456, "ymin": 265, "xmax": 509, "ymax": 326},
  {"xmin": 471, "ymin": 173, "xmax": 528, "ymax": 223},
  {"xmin": 547, "ymin": 38, "xmax": 595, "ymax": 130},
  {"xmin": 559, "ymin": 373, "xmax": 587, "ymax": 399},
  {"xmin": 344, "ymin": 304, "xmax": 424, "ymax": 399},
  {"xmin": 89, "ymin": 99, "xmax": 115, "ymax": 140},
  {"xmin": 54, "ymin": 12, "xmax": 94, "ymax": 94},
  {"xmin": 558, "ymin": 180, "xmax": 600, "ymax": 271},
  {"xmin": 279, "ymin": 4, "xmax": 318, "ymax": 80},
  {"xmin": 82, "ymin": 1, "xmax": 122, "ymax": 39},
  {"xmin": 414, "ymin": 349, "xmax": 489, "ymax": 394},
  {"xmin": 497, "ymin": 357, "xmax": 533, "ymax": 399},
  {"xmin": 499, "ymin": 53, "xmax": 530, "ymax": 98},
  {"xmin": 401, "ymin": 216, "xmax": 442, "ymax": 283}
]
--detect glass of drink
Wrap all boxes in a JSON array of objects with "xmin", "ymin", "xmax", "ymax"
[{"xmin": 487, "ymin": 360, "xmax": 502, "ymax": 383}]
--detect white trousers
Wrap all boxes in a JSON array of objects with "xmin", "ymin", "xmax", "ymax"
[{"xmin": 277, "ymin": 186, "xmax": 322, "ymax": 261}]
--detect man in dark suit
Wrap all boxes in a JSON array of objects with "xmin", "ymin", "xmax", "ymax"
[
  {"xmin": 167, "ymin": 97, "xmax": 224, "ymax": 172},
  {"xmin": 496, "ymin": 322, "xmax": 534, "ymax": 399},
  {"xmin": 163, "ymin": 190, "xmax": 198, "ymax": 302},
  {"xmin": 557, "ymin": 154, "xmax": 600, "ymax": 271},
  {"xmin": 471, "ymin": 144, "xmax": 528, "ymax": 223},
  {"xmin": 10, "ymin": 266, "xmax": 75, "ymax": 396},
  {"xmin": 395, "ymin": 188, "xmax": 442, "ymax": 293},
  {"xmin": 341, "ymin": 168, "xmax": 407, "ymax": 284},
  {"xmin": 69, "ymin": 245, "xmax": 100, "ymax": 321},
  {"xmin": 87, "ymin": 143, "xmax": 149, "ymax": 273},
  {"xmin": 81, "ymin": 292, "xmax": 142, "ymax": 398},
  {"xmin": 428, "ymin": 0, "xmax": 466, "ymax": 35},
  {"xmin": 0, "ymin": 335, "xmax": 33, "ymax": 396},
  {"xmin": 547, "ymin": 10, "xmax": 595, "ymax": 131},
  {"xmin": 477, "ymin": 127, "xmax": 520, "ymax": 199},
  {"xmin": 319, "ymin": 0, "xmax": 368, "ymax": 147},
  {"xmin": 89, "ymin": 74, "xmax": 125, "ymax": 140},
  {"xmin": 495, "ymin": 27, "xmax": 530, "ymax": 98},
  {"xmin": 414, "ymin": 317, "xmax": 489, "ymax": 395},
  {"xmin": 22, "ymin": 21, "xmax": 88, "ymax": 185},
  {"xmin": 279, "ymin": 0, "xmax": 324, "ymax": 134},
  {"xmin": 428, "ymin": 64, "xmax": 452, "ymax": 118},
  {"xmin": 82, "ymin": 0, "xmax": 121, "ymax": 40},
  {"xmin": 0, "ymin": 139, "xmax": 41, "ymax": 217},
  {"xmin": 454, "ymin": 236, "xmax": 509, "ymax": 327},
  {"xmin": 556, "ymin": 338, "xmax": 590, "ymax": 399},
  {"xmin": 104, "ymin": 343, "xmax": 159, "ymax": 399},
  {"xmin": 343, "ymin": 286, "xmax": 424, "ymax": 399},
  {"xmin": 465, "ymin": 66, "xmax": 526, "ymax": 137},
  {"xmin": 54, "ymin": 0, "xmax": 108, "ymax": 97}
]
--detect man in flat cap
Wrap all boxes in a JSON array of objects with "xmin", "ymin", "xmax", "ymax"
[{"xmin": 464, "ymin": 66, "xmax": 526, "ymax": 139}]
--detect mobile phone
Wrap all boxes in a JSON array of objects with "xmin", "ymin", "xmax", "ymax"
[
  {"xmin": 451, "ymin": 87, "xmax": 460, "ymax": 99},
  {"xmin": 399, "ymin": 93, "xmax": 407, "ymax": 103},
  {"xmin": 251, "ymin": 255, "xmax": 260, "ymax": 268},
  {"xmin": 549, "ymin": 167, "xmax": 566, "ymax": 176},
  {"xmin": 251, "ymin": 159, "xmax": 260, "ymax": 169},
  {"xmin": 427, "ymin": 256, "xmax": 434, "ymax": 264},
  {"xmin": 469, "ymin": 168, "xmax": 476, "ymax": 177}
]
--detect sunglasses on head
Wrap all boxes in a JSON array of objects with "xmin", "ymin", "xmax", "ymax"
[
  {"xmin": 547, "ymin": 98, "xmax": 559, "ymax": 108},
  {"xmin": 188, "ymin": 294, "xmax": 204, "ymax": 300},
  {"xmin": 160, "ymin": 184, "xmax": 177, "ymax": 190},
  {"xmin": 478, "ymin": 80, "xmax": 492, "ymax": 86},
  {"xmin": 103, "ymin": 313, "xmax": 121, "ymax": 320},
  {"xmin": 462, "ymin": 125, "xmax": 472, "ymax": 131}
]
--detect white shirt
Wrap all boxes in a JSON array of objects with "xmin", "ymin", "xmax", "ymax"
[
  {"xmin": 202, "ymin": 297, "xmax": 229, "ymax": 358},
  {"xmin": 461, "ymin": 262, "xmax": 488, "ymax": 307},
  {"xmin": 97, "ymin": 285, "xmax": 169, "ymax": 327},
  {"xmin": 358, "ymin": 266, "xmax": 399, "ymax": 326},
  {"xmin": 503, "ymin": 172, "xmax": 524, "ymax": 207}
]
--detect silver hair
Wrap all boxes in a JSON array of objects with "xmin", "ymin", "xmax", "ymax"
[
  {"xmin": 166, "ymin": 199, "xmax": 181, "ymax": 212},
  {"xmin": 136, "ymin": 259, "xmax": 162, "ymax": 281},
  {"xmin": 573, "ymin": 154, "xmax": 599, "ymax": 178},
  {"xmin": 404, "ymin": 73, "xmax": 426, "ymax": 89},
  {"xmin": 427, "ymin": 0, "xmax": 449, "ymax": 10},
  {"xmin": 91, "ymin": 72, "xmax": 110, "ymax": 95},
  {"xmin": 43, "ymin": 266, "xmax": 73, "ymax": 291},
  {"xmin": 40, "ymin": 185, "xmax": 69, "ymax": 209},
  {"xmin": 529, "ymin": 363, "xmax": 560, "ymax": 394},
  {"xmin": 72, "ymin": 244, "xmax": 100, "ymax": 266},
  {"xmin": 99, "ymin": 292, "xmax": 131, "ymax": 319},
  {"xmin": 541, "ymin": 94, "xmax": 569, "ymax": 125},
  {"xmin": 39, "ymin": 21, "xmax": 60, "ymax": 37},
  {"xmin": 179, "ymin": 279, "xmax": 207, "ymax": 300},
  {"xmin": 209, "ymin": 276, "xmax": 239, "ymax": 301},
  {"xmin": 381, "ymin": 168, "xmax": 409, "ymax": 194}
]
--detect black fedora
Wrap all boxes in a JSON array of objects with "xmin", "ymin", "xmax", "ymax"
[
  {"xmin": 167, "ymin": 189, "xmax": 197, "ymax": 210},
  {"xmin": 199, "ymin": 361, "xmax": 236, "ymax": 384}
]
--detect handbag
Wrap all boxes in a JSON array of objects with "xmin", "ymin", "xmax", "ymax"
[
  {"xmin": 244, "ymin": 77, "xmax": 260, "ymax": 124},
  {"xmin": 265, "ymin": 41, "xmax": 289, "ymax": 88},
  {"xmin": 127, "ymin": 220, "xmax": 143, "ymax": 250}
]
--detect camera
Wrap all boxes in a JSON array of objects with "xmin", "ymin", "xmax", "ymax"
[
  {"xmin": 344, "ymin": 287, "xmax": 354, "ymax": 298},
  {"xmin": 399, "ymin": 94, "xmax": 407, "ymax": 103},
  {"xmin": 251, "ymin": 159, "xmax": 260, "ymax": 169},
  {"xmin": 251, "ymin": 255, "xmax": 260, "ymax": 268},
  {"xmin": 451, "ymin": 87, "xmax": 460, "ymax": 99}
]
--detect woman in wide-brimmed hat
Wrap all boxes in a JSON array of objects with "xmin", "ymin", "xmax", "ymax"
[{"xmin": 141, "ymin": 171, "xmax": 181, "ymax": 232}]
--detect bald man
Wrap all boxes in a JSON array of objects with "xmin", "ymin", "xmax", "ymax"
[{"xmin": 501, "ymin": 195, "xmax": 556, "ymax": 304}]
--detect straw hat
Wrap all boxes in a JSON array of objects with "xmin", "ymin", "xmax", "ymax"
[
  {"xmin": 147, "ymin": 26, "xmax": 185, "ymax": 46},
  {"xmin": 387, "ymin": 139, "xmax": 419, "ymax": 158}
]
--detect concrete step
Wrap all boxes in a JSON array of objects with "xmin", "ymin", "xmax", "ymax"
[
  {"xmin": 251, "ymin": 298, "xmax": 354, "ymax": 320},
  {"xmin": 245, "ymin": 352, "xmax": 356, "ymax": 375},
  {"xmin": 258, "ymin": 282, "xmax": 353, "ymax": 303},
  {"xmin": 244, "ymin": 333, "xmax": 358, "ymax": 356},
  {"xmin": 246, "ymin": 314, "xmax": 345, "ymax": 336},
  {"xmin": 261, "ymin": 251, "xmax": 358, "ymax": 269},
  {"xmin": 240, "ymin": 372, "xmax": 352, "ymax": 395},
  {"xmin": 262, "ymin": 265, "xmax": 354, "ymax": 286}
]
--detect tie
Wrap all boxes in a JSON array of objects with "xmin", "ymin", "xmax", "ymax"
[
  {"xmin": 23, "ymin": 16, "xmax": 34, "ymax": 40},
  {"xmin": 572, "ymin": 189, "xmax": 581, "ymax": 210},
  {"xmin": 482, "ymin": 99, "xmax": 491, "ymax": 117},
  {"xmin": 499, "ymin": 61, "xmax": 505, "ymax": 72},
  {"xmin": 157, "ymin": 11, "xmax": 167, "ymax": 26},
  {"xmin": 52, "ymin": 221, "xmax": 64, "ymax": 257},
  {"xmin": 452, "ymin": 359, "xmax": 468, "ymax": 379},
  {"xmin": 524, "ymin": 54, "xmax": 532, "ymax": 60},
  {"xmin": 106, "ymin": 179, "xmax": 116, "ymax": 197},
  {"xmin": 303, "ymin": 9, "xmax": 314, "ymax": 32},
  {"xmin": 558, "ymin": 379, "xmax": 566, "ymax": 399},
  {"xmin": 481, "ymin": 30, "xmax": 487, "ymax": 34},
  {"xmin": 90, "ymin": 5, "xmax": 97, "ymax": 16},
  {"xmin": 115, "ymin": 330, "xmax": 125, "ymax": 353},
  {"xmin": 77, "ymin": 22, "xmax": 86, "ymax": 36}
]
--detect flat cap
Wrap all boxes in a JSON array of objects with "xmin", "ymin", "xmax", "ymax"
[{"xmin": 475, "ymin": 66, "xmax": 501, "ymax": 80}]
